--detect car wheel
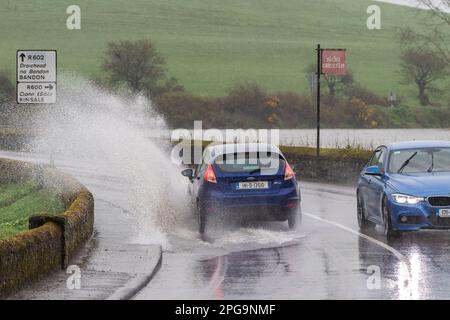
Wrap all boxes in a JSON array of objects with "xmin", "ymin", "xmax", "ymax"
[
  {"xmin": 288, "ymin": 213, "xmax": 296, "ymax": 229},
  {"xmin": 382, "ymin": 196, "xmax": 400, "ymax": 238},
  {"xmin": 357, "ymin": 193, "xmax": 375, "ymax": 231},
  {"xmin": 197, "ymin": 200, "xmax": 207, "ymax": 235},
  {"xmin": 287, "ymin": 207, "xmax": 301, "ymax": 230}
]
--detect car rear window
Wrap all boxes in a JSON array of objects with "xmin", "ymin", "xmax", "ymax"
[{"xmin": 213, "ymin": 152, "xmax": 284, "ymax": 174}]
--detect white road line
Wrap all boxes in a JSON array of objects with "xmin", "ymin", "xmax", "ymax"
[
  {"xmin": 303, "ymin": 211, "xmax": 413, "ymax": 294},
  {"xmin": 303, "ymin": 211, "xmax": 406, "ymax": 263}
]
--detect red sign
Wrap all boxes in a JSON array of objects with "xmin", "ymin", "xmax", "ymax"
[{"xmin": 321, "ymin": 49, "xmax": 346, "ymax": 75}]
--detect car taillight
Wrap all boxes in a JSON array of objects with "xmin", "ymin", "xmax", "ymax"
[
  {"xmin": 284, "ymin": 162, "xmax": 295, "ymax": 181},
  {"xmin": 204, "ymin": 164, "xmax": 217, "ymax": 183},
  {"xmin": 286, "ymin": 201, "xmax": 298, "ymax": 209}
]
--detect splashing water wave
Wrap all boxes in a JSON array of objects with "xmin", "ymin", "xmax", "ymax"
[{"xmin": 30, "ymin": 74, "xmax": 304, "ymax": 252}]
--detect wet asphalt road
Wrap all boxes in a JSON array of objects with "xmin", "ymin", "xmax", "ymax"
[
  {"xmin": 135, "ymin": 182, "xmax": 450, "ymax": 300},
  {"xmin": 3, "ymin": 151, "xmax": 450, "ymax": 300}
]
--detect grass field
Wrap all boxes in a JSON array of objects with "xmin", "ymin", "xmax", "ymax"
[
  {"xmin": 0, "ymin": 0, "xmax": 448, "ymax": 102},
  {"xmin": 0, "ymin": 181, "xmax": 65, "ymax": 239}
]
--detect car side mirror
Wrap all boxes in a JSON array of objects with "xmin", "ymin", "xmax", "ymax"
[
  {"xmin": 365, "ymin": 165, "xmax": 382, "ymax": 176},
  {"xmin": 181, "ymin": 168, "xmax": 194, "ymax": 179}
]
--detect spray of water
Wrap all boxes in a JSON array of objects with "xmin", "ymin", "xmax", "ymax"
[
  {"xmin": 31, "ymin": 74, "xmax": 189, "ymax": 248},
  {"xmin": 28, "ymin": 74, "xmax": 304, "ymax": 253}
]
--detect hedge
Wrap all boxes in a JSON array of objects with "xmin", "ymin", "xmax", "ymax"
[{"xmin": 172, "ymin": 139, "xmax": 372, "ymax": 184}]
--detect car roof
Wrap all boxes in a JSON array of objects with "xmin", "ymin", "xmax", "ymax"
[
  {"xmin": 205, "ymin": 143, "xmax": 282, "ymax": 159},
  {"xmin": 387, "ymin": 140, "xmax": 450, "ymax": 151}
]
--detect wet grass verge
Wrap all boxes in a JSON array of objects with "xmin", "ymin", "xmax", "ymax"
[{"xmin": 0, "ymin": 181, "xmax": 65, "ymax": 239}]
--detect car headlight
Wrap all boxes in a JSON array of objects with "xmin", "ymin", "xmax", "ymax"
[{"xmin": 392, "ymin": 194, "xmax": 425, "ymax": 205}]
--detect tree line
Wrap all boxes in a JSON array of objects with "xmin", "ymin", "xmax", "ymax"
[{"xmin": 0, "ymin": 0, "xmax": 449, "ymax": 128}]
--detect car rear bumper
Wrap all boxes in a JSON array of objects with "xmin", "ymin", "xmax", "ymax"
[{"xmin": 201, "ymin": 188, "xmax": 300, "ymax": 220}]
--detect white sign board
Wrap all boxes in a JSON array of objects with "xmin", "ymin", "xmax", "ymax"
[
  {"xmin": 16, "ymin": 50, "xmax": 57, "ymax": 104},
  {"xmin": 17, "ymin": 83, "xmax": 56, "ymax": 104}
]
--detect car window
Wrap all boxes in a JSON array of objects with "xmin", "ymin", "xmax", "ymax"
[
  {"xmin": 214, "ymin": 152, "xmax": 283, "ymax": 175},
  {"xmin": 368, "ymin": 147, "xmax": 386, "ymax": 171},
  {"xmin": 196, "ymin": 149, "xmax": 211, "ymax": 177}
]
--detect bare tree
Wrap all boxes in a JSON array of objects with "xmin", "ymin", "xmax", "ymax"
[
  {"xmin": 399, "ymin": 48, "xmax": 448, "ymax": 106},
  {"xmin": 402, "ymin": 1, "xmax": 450, "ymax": 64},
  {"xmin": 420, "ymin": 0, "xmax": 450, "ymax": 25}
]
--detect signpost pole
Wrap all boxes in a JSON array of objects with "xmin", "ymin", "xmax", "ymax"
[{"xmin": 316, "ymin": 44, "xmax": 321, "ymax": 159}]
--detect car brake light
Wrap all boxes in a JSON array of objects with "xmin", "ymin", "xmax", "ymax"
[
  {"xmin": 286, "ymin": 201, "xmax": 298, "ymax": 209},
  {"xmin": 284, "ymin": 162, "xmax": 295, "ymax": 180},
  {"xmin": 204, "ymin": 164, "xmax": 217, "ymax": 183}
]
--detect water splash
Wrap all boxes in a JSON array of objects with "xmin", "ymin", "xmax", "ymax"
[{"xmin": 31, "ymin": 74, "xmax": 189, "ymax": 248}]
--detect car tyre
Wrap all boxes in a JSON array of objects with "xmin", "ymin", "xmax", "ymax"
[
  {"xmin": 287, "ymin": 207, "xmax": 301, "ymax": 229},
  {"xmin": 357, "ymin": 192, "xmax": 375, "ymax": 231},
  {"xmin": 382, "ymin": 196, "xmax": 400, "ymax": 238},
  {"xmin": 197, "ymin": 201, "xmax": 207, "ymax": 235},
  {"xmin": 288, "ymin": 214, "xmax": 296, "ymax": 229}
]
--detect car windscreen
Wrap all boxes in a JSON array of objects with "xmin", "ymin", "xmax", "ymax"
[
  {"xmin": 213, "ymin": 152, "xmax": 284, "ymax": 175},
  {"xmin": 389, "ymin": 147, "xmax": 450, "ymax": 173}
]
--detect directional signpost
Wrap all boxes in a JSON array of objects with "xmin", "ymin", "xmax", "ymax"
[{"xmin": 16, "ymin": 50, "xmax": 57, "ymax": 104}]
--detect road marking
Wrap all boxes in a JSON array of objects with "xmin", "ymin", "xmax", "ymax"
[
  {"xmin": 303, "ymin": 211, "xmax": 406, "ymax": 263},
  {"xmin": 303, "ymin": 211, "xmax": 413, "ymax": 297}
]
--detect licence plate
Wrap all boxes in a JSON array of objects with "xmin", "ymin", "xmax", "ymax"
[
  {"xmin": 439, "ymin": 209, "xmax": 450, "ymax": 218},
  {"xmin": 237, "ymin": 181, "xmax": 269, "ymax": 190}
]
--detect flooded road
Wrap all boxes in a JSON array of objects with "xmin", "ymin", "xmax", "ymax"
[
  {"xmin": 135, "ymin": 182, "xmax": 450, "ymax": 300},
  {"xmin": 3, "ymin": 150, "xmax": 450, "ymax": 300}
]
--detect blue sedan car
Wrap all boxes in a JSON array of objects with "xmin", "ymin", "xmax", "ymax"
[
  {"xmin": 357, "ymin": 141, "xmax": 450, "ymax": 237},
  {"xmin": 181, "ymin": 143, "xmax": 301, "ymax": 234}
]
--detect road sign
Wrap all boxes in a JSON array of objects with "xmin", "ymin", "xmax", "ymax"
[
  {"xmin": 16, "ymin": 50, "xmax": 57, "ymax": 104},
  {"xmin": 17, "ymin": 83, "xmax": 56, "ymax": 104},
  {"xmin": 314, "ymin": 46, "xmax": 347, "ymax": 158},
  {"xmin": 321, "ymin": 49, "xmax": 346, "ymax": 75}
]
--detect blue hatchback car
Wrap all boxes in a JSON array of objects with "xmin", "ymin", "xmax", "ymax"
[
  {"xmin": 357, "ymin": 141, "xmax": 450, "ymax": 237},
  {"xmin": 181, "ymin": 143, "xmax": 301, "ymax": 234}
]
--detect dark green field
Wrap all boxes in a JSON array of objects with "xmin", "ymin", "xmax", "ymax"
[{"xmin": 0, "ymin": 0, "xmax": 448, "ymax": 102}]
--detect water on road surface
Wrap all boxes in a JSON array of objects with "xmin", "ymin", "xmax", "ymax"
[
  {"xmin": 5, "ymin": 149, "xmax": 450, "ymax": 299},
  {"xmin": 134, "ymin": 182, "xmax": 450, "ymax": 300},
  {"xmin": 6, "ymin": 75, "xmax": 450, "ymax": 300}
]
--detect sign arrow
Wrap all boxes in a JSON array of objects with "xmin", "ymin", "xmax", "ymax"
[
  {"xmin": 19, "ymin": 53, "xmax": 26, "ymax": 62},
  {"xmin": 45, "ymin": 84, "xmax": 54, "ymax": 90}
]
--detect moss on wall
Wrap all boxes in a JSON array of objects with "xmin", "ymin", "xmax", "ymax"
[
  {"xmin": 0, "ymin": 158, "xmax": 94, "ymax": 297},
  {"xmin": 0, "ymin": 221, "xmax": 62, "ymax": 297}
]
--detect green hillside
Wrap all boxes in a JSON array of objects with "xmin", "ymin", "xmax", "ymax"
[{"xmin": 0, "ymin": 0, "xmax": 448, "ymax": 100}]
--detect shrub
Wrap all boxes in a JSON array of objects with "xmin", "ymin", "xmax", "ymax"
[
  {"xmin": 220, "ymin": 83, "xmax": 267, "ymax": 112},
  {"xmin": 0, "ymin": 70, "xmax": 14, "ymax": 101},
  {"xmin": 154, "ymin": 92, "xmax": 216, "ymax": 128},
  {"xmin": 275, "ymin": 91, "xmax": 314, "ymax": 128},
  {"xmin": 345, "ymin": 85, "xmax": 387, "ymax": 106}
]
